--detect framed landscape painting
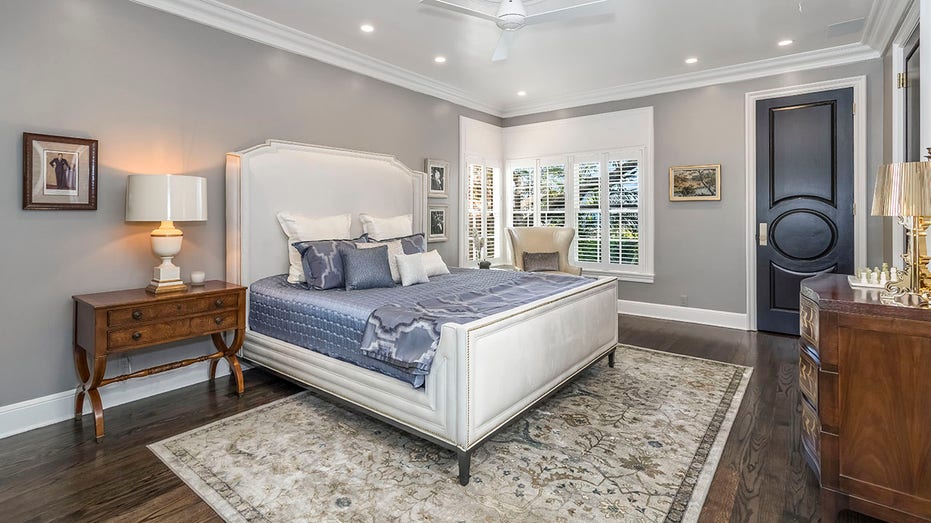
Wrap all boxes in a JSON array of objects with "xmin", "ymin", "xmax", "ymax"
[
  {"xmin": 669, "ymin": 164, "xmax": 721, "ymax": 201},
  {"xmin": 23, "ymin": 133, "xmax": 98, "ymax": 210}
]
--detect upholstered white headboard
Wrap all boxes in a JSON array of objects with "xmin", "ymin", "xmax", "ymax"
[{"xmin": 226, "ymin": 140, "xmax": 427, "ymax": 286}]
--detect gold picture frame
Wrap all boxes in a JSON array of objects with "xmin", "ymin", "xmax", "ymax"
[{"xmin": 669, "ymin": 164, "xmax": 721, "ymax": 201}]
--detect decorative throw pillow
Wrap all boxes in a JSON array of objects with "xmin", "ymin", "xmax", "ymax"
[
  {"xmin": 277, "ymin": 212, "xmax": 352, "ymax": 283},
  {"xmin": 395, "ymin": 252, "xmax": 430, "ymax": 287},
  {"xmin": 356, "ymin": 240, "xmax": 404, "ymax": 283},
  {"xmin": 366, "ymin": 232, "xmax": 426, "ymax": 255},
  {"xmin": 292, "ymin": 235, "xmax": 367, "ymax": 290},
  {"xmin": 339, "ymin": 244, "xmax": 395, "ymax": 290},
  {"xmin": 422, "ymin": 250, "xmax": 450, "ymax": 277},
  {"xmin": 523, "ymin": 251, "xmax": 560, "ymax": 273},
  {"xmin": 359, "ymin": 213, "xmax": 413, "ymax": 240}
]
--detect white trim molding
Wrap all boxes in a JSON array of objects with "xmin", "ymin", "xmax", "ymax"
[
  {"xmin": 889, "ymin": 1, "xmax": 919, "ymax": 264},
  {"xmin": 744, "ymin": 77, "xmax": 868, "ymax": 331},
  {"xmin": 501, "ymin": 44, "xmax": 879, "ymax": 117},
  {"xmin": 129, "ymin": 0, "xmax": 883, "ymax": 119},
  {"xmin": 0, "ymin": 361, "xmax": 240, "ymax": 440},
  {"xmin": 128, "ymin": 0, "xmax": 500, "ymax": 116},
  {"xmin": 617, "ymin": 300, "xmax": 748, "ymax": 331},
  {"xmin": 862, "ymin": 0, "xmax": 914, "ymax": 53}
]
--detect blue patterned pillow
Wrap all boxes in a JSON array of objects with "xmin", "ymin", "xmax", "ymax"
[
  {"xmin": 293, "ymin": 235, "xmax": 367, "ymax": 290},
  {"xmin": 338, "ymin": 244, "xmax": 395, "ymax": 290},
  {"xmin": 366, "ymin": 232, "xmax": 426, "ymax": 255}
]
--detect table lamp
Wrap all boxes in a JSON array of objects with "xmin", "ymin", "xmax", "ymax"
[
  {"xmin": 126, "ymin": 174, "xmax": 207, "ymax": 294},
  {"xmin": 870, "ymin": 161, "xmax": 931, "ymax": 307}
]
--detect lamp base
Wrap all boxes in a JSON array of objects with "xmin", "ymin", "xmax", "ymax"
[{"xmin": 145, "ymin": 224, "xmax": 188, "ymax": 295}]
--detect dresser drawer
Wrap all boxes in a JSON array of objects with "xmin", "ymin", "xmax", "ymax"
[
  {"xmin": 108, "ymin": 293, "xmax": 240, "ymax": 327},
  {"xmin": 799, "ymin": 348, "xmax": 819, "ymax": 408},
  {"xmin": 191, "ymin": 310, "xmax": 239, "ymax": 333},
  {"xmin": 799, "ymin": 296, "xmax": 819, "ymax": 353},
  {"xmin": 108, "ymin": 319, "xmax": 192, "ymax": 350},
  {"xmin": 801, "ymin": 398, "xmax": 821, "ymax": 464}
]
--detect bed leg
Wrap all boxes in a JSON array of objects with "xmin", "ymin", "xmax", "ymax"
[
  {"xmin": 457, "ymin": 450, "xmax": 472, "ymax": 486},
  {"xmin": 607, "ymin": 349, "xmax": 616, "ymax": 368}
]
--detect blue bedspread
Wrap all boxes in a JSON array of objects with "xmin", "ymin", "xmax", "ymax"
[{"xmin": 359, "ymin": 271, "xmax": 589, "ymax": 378}]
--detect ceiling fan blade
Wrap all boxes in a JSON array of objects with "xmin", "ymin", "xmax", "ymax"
[
  {"xmin": 419, "ymin": 0, "xmax": 499, "ymax": 23},
  {"xmin": 492, "ymin": 31, "xmax": 516, "ymax": 62},
  {"xmin": 524, "ymin": 0, "xmax": 610, "ymax": 25}
]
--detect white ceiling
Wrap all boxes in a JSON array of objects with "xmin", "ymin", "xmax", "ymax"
[{"xmin": 134, "ymin": 0, "xmax": 908, "ymax": 117}]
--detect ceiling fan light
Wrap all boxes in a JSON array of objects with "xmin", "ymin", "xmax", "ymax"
[{"xmin": 496, "ymin": 16, "xmax": 525, "ymax": 31}]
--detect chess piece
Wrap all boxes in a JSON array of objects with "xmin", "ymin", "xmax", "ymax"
[{"xmin": 891, "ymin": 266, "xmax": 899, "ymax": 282}]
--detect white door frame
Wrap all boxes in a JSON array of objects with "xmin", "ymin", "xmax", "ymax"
[
  {"xmin": 890, "ymin": 3, "xmax": 920, "ymax": 264},
  {"xmin": 744, "ymin": 76, "xmax": 868, "ymax": 331}
]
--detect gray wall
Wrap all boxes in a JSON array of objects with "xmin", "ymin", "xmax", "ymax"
[
  {"xmin": 505, "ymin": 60, "xmax": 886, "ymax": 314},
  {"xmin": 0, "ymin": 0, "xmax": 498, "ymax": 406}
]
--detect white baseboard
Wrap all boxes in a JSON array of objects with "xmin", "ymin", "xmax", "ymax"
[
  {"xmin": 618, "ymin": 299, "xmax": 749, "ymax": 330},
  {"xmin": 0, "ymin": 360, "xmax": 246, "ymax": 440}
]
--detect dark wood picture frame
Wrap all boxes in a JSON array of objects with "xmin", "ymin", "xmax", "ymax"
[{"xmin": 23, "ymin": 132, "xmax": 98, "ymax": 210}]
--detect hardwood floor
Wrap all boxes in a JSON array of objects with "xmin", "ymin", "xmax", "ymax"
[{"xmin": 0, "ymin": 315, "xmax": 880, "ymax": 522}]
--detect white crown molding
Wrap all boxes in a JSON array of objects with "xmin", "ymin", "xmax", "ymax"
[
  {"xmin": 500, "ymin": 43, "xmax": 880, "ymax": 118},
  {"xmin": 129, "ymin": 0, "xmax": 884, "ymax": 120},
  {"xmin": 127, "ymin": 0, "xmax": 504, "ymax": 116},
  {"xmin": 861, "ymin": 0, "xmax": 913, "ymax": 53},
  {"xmin": 617, "ymin": 300, "xmax": 748, "ymax": 331}
]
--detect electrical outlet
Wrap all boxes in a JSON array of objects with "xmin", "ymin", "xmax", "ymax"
[{"xmin": 680, "ymin": 294, "xmax": 688, "ymax": 306}]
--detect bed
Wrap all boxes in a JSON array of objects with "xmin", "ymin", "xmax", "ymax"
[{"xmin": 225, "ymin": 140, "xmax": 619, "ymax": 485}]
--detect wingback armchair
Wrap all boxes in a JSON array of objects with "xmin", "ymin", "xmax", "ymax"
[{"xmin": 506, "ymin": 227, "xmax": 582, "ymax": 276}]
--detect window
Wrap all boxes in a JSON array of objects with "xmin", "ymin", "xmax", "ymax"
[
  {"xmin": 507, "ymin": 147, "xmax": 650, "ymax": 279},
  {"xmin": 466, "ymin": 162, "xmax": 498, "ymax": 262}
]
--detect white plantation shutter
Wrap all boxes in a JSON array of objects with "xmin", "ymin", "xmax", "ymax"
[
  {"xmin": 575, "ymin": 160, "xmax": 601, "ymax": 263},
  {"xmin": 539, "ymin": 162, "xmax": 566, "ymax": 227},
  {"xmin": 466, "ymin": 163, "xmax": 497, "ymax": 261},
  {"xmin": 510, "ymin": 164, "xmax": 535, "ymax": 227},
  {"xmin": 610, "ymin": 158, "xmax": 640, "ymax": 266}
]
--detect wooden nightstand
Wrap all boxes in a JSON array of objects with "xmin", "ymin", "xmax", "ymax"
[{"xmin": 72, "ymin": 280, "xmax": 246, "ymax": 441}]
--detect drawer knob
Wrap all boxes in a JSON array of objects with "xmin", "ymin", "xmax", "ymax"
[
  {"xmin": 132, "ymin": 331, "xmax": 142, "ymax": 341},
  {"xmin": 215, "ymin": 299, "xmax": 224, "ymax": 308},
  {"xmin": 132, "ymin": 310, "xmax": 143, "ymax": 320},
  {"xmin": 215, "ymin": 316, "xmax": 224, "ymax": 325}
]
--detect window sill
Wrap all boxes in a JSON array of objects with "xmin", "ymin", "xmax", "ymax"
[{"xmin": 581, "ymin": 268, "xmax": 654, "ymax": 283}]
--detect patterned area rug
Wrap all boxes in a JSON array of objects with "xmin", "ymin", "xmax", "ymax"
[{"xmin": 150, "ymin": 345, "xmax": 751, "ymax": 522}]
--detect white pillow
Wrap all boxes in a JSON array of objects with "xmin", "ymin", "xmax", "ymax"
[
  {"xmin": 396, "ymin": 252, "xmax": 429, "ymax": 287},
  {"xmin": 422, "ymin": 250, "xmax": 450, "ymax": 277},
  {"xmin": 357, "ymin": 240, "xmax": 404, "ymax": 283},
  {"xmin": 359, "ymin": 213, "xmax": 412, "ymax": 240},
  {"xmin": 276, "ymin": 212, "xmax": 352, "ymax": 283}
]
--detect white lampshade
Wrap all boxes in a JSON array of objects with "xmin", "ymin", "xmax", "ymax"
[{"xmin": 125, "ymin": 174, "xmax": 207, "ymax": 222}]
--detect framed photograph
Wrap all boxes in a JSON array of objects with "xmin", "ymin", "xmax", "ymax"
[
  {"xmin": 23, "ymin": 133, "xmax": 98, "ymax": 210},
  {"xmin": 428, "ymin": 205, "xmax": 448, "ymax": 242},
  {"xmin": 669, "ymin": 164, "xmax": 721, "ymax": 201},
  {"xmin": 425, "ymin": 158, "xmax": 449, "ymax": 198}
]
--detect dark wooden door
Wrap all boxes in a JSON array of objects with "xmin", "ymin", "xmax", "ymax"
[{"xmin": 756, "ymin": 88, "xmax": 854, "ymax": 335}]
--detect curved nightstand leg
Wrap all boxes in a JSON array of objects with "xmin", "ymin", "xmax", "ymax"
[
  {"xmin": 73, "ymin": 345, "xmax": 90, "ymax": 421},
  {"xmin": 208, "ymin": 358, "xmax": 220, "ymax": 380},
  {"xmin": 87, "ymin": 357, "xmax": 108, "ymax": 441},
  {"xmin": 212, "ymin": 329, "xmax": 245, "ymax": 395}
]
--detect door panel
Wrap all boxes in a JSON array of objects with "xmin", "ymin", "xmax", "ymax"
[{"xmin": 756, "ymin": 88, "xmax": 854, "ymax": 335}]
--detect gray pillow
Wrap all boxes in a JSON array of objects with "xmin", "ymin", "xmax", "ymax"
[
  {"xmin": 292, "ymin": 235, "xmax": 367, "ymax": 290},
  {"xmin": 366, "ymin": 232, "xmax": 426, "ymax": 254},
  {"xmin": 339, "ymin": 244, "xmax": 395, "ymax": 290},
  {"xmin": 523, "ymin": 251, "xmax": 560, "ymax": 272}
]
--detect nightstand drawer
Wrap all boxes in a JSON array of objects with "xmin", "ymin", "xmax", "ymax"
[
  {"xmin": 799, "ymin": 296, "xmax": 819, "ymax": 353},
  {"xmin": 799, "ymin": 348, "xmax": 819, "ymax": 408},
  {"xmin": 191, "ymin": 310, "xmax": 239, "ymax": 333},
  {"xmin": 108, "ymin": 293, "xmax": 240, "ymax": 327},
  {"xmin": 108, "ymin": 319, "xmax": 192, "ymax": 349}
]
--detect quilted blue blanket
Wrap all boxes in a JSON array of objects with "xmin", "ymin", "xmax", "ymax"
[{"xmin": 359, "ymin": 271, "xmax": 589, "ymax": 376}]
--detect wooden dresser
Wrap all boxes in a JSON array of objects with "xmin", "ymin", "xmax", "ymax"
[{"xmin": 799, "ymin": 274, "xmax": 931, "ymax": 522}]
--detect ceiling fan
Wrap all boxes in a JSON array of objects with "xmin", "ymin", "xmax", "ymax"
[{"xmin": 420, "ymin": 0, "xmax": 609, "ymax": 62}]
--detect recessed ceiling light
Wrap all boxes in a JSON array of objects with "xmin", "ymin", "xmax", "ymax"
[
  {"xmin": 360, "ymin": 24, "xmax": 374, "ymax": 33},
  {"xmin": 685, "ymin": 57, "xmax": 699, "ymax": 64},
  {"xmin": 517, "ymin": 90, "xmax": 527, "ymax": 97},
  {"xmin": 778, "ymin": 39, "xmax": 794, "ymax": 46},
  {"xmin": 434, "ymin": 56, "xmax": 447, "ymax": 63}
]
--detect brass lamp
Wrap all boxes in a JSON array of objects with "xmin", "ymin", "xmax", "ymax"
[{"xmin": 870, "ymin": 161, "xmax": 931, "ymax": 307}]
